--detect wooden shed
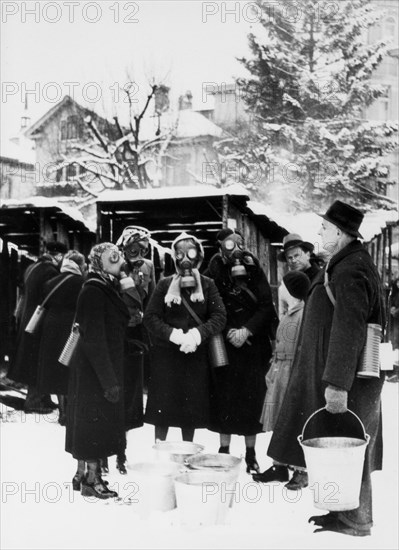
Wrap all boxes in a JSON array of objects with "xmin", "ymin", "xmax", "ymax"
[{"xmin": 96, "ymin": 185, "xmax": 289, "ymax": 302}]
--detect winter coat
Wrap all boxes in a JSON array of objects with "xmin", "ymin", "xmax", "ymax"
[
  {"xmin": 143, "ymin": 274, "xmax": 226, "ymax": 429},
  {"xmin": 8, "ymin": 258, "xmax": 59, "ymax": 386},
  {"xmin": 388, "ymin": 282, "xmax": 399, "ymax": 350},
  {"xmin": 205, "ymin": 253, "xmax": 278, "ymax": 435},
  {"xmin": 65, "ymin": 274, "xmax": 129, "ymax": 461},
  {"xmin": 121, "ymin": 260, "xmax": 155, "ymax": 431},
  {"xmin": 268, "ymin": 240, "xmax": 384, "ymax": 475},
  {"xmin": 260, "ymin": 301, "xmax": 304, "ymax": 432},
  {"xmin": 36, "ymin": 272, "xmax": 85, "ymax": 395}
]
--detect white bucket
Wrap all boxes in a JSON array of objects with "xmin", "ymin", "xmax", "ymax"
[
  {"xmin": 152, "ymin": 441, "xmax": 204, "ymax": 465},
  {"xmin": 298, "ymin": 408, "xmax": 369, "ymax": 511},
  {"xmin": 130, "ymin": 461, "xmax": 180, "ymax": 517},
  {"xmin": 174, "ymin": 470, "xmax": 238, "ymax": 527}
]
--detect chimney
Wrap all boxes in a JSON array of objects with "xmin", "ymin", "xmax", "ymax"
[
  {"xmin": 154, "ymin": 85, "xmax": 170, "ymax": 114},
  {"xmin": 178, "ymin": 90, "xmax": 193, "ymax": 110}
]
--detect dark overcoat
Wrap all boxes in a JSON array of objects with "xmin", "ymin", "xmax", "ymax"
[
  {"xmin": 268, "ymin": 240, "xmax": 384, "ymax": 475},
  {"xmin": 143, "ymin": 275, "xmax": 226, "ymax": 429},
  {"xmin": 65, "ymin": 274, "xmax": 129, "ymax": 461},
  {"xmin": 36, "ymin": 272, "xmax": 85, "ymax": 395},
  {"xmin": 205, "ymin": 254, "xmax": 278, "ymax": 435},
  {"xmin": 8, "ymin": 258, "xmax": 59, "ymax": 386}
]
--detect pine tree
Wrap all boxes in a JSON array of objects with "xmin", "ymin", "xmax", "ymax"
[{"xmin": 216, "ymin": 0, "xmax": 398, "ymax": 211}]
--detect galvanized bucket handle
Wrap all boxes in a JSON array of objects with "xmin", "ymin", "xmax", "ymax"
[{"xmin": 298, "ymin": 407, "xmax": 369, "ymax": 444}]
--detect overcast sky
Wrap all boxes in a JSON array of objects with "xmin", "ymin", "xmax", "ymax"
[{"xmin": 1, "ymin": 0, "xmax": 254, "ymax": 139}]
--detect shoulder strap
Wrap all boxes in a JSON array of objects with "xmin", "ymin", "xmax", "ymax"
[
  {"xmin": 83, "ymin": 278, "xmax": 108, "ymax": 288},
  {"xmin": 323, "ymin": 265, "xmax": 336, "ymax": 307},
  {"xmin": 41, "ymin": 274, "xmax": 74, "ymax": 307},
  {"xmin": 24, "ymin": 262, "xmax": 41, "ymax": 286},
  {"xmin": 181, "ymin": 295, "xmax": 202, "ymax": 326}
]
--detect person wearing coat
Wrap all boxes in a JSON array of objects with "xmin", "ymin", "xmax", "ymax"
[
  {"xmin": 254, "ymin": 270, "xmax": 310, "ymax": 489},
  {"xmin": 111, "ymin": 225, "xmax": 156, "ymax": 475},
  {"xmin": 65, "ymin": 243, "xmax": 129, "ymax": 499},
  {"xmin": 36, "ymin": 251, "xmax": 87, "ymax": 425},
  {"xmin": 143, "ymin": 232, "xmax": 226, "ymax": 443},
  {"xmin": 277, "ymin": 233, "xmax": 320, "ymax": 318},
  {"xmin": 267, "ymin": 201, "xmax": 385, "ymax": 537},
  {"xmin": 204, "ymin": 228, "xmax": 278, "ymax": 474},
  {"xmin": 8, "ymin": 241, "xmax": 67, "ymax": 413},
  {"xmin": 388, "ymin": 277, "xmax": 399, "ymax": 350}
]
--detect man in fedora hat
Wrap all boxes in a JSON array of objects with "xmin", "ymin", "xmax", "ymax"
[
  {"xmin": 266, "ymin": 200, "xmax": 384, "ymax": 537},
  {"xmin": 277, "ymin": 233, "xmax": 320, "ymax": 317}
]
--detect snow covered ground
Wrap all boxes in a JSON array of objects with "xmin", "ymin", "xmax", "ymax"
[{"xmin": 1, "ymin": 382, "xmax": 398, "ymax": 550}]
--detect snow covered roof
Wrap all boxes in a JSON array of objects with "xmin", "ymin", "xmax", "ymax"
[
  {"xmin": 135, "ymin": 109, "xmax": 224, "ymax": 141},
  {"xmin": 0, "ymin": 136, "xmax": 35, "ymax": 165},
  {"xmin": 0, "ymin": 196, "xmax": 96, "ymax": 233},
  {"xmin": 248, "ymin": 200, "xmax": 399, "ymax": 245},
  {"xmin": 98, "ymin": 184, "xmax": 249, "ymax": 203}
]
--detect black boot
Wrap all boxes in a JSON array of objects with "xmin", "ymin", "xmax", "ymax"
[
  {"xmin": 245, "ymin": 447, "xmax": 260, "ymax": 474},
  {"xmin": 81, "ymin": 475, "xmax": 118, "ymax": 499},
  {"xmin": 116, "ymin": 453, "xmax": 127, "ymax": 475},
  {"xmin": 252, "ymin": 465, "xmax": 289, "ymax": 483},
  {"xmin": 98, "ymin": 457, "xmax": 109, "ymax": 475},
  {"xmin": 218, "ymin": 446, "xmax": 230, "ymax": 454}
]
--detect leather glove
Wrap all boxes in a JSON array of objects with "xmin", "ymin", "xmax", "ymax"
[
  {"xmin": 104, "ymin": 384, "xmax": 121, "ymax": 403},
  {"xmin": 169, "ymin": 328, "xmax": 184, "ymax": 346},
  {"xmin": 325, "ymin": 385, "xmax": 348, "ymax": 414},
  {"xmin": 179, "ymin": 331, "xmax": 198, "ymax": 354}
]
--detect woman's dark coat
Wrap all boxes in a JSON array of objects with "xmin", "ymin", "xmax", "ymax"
[
  {"xmin": 65, "ymin": 275, "xmax": 129, "ymax": 461},
  {"xmin": 37, "ymin": 272, "xmax": 85, "ymax": 395},
  {"xmin": 268, "ymin": 241, "xmax": 384, "ymax": 476},
  {"xmin": 205, "ymin": 254, "xmax": 278, "ymax": 435},
  {"xmin": 143, "ymin": 275, "xmax": 226, "ymax": 429},
  {"xmin": 8, "ymin": 258, "xmax": 59, "ymax": 386}
]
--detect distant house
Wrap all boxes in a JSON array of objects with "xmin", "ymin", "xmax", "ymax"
[
  {"xmin": 23, "ymin": 94, "xmax": 224, "ymax": 211},
  {"xmin": 0, "ymin": 147, "xmax": 35, "ymax": 201}
]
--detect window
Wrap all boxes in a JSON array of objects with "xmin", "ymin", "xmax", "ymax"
[{"xmin": 60, "ymin": 115, "xmax": 82, "ymax": 141}]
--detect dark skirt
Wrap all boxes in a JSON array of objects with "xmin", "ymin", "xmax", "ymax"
[
  {"xmin": 124, "ymin": 327, "xmax": 145, "ymax": 431},
  {"xmin": 145, "ymin": 344, "xmax": 211, "ymax": 429}
]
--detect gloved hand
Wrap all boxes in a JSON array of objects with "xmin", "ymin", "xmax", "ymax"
[
  {"xmin": 227, "ymin": 327, "xmax": 251, "ymax": 348},
  {"xmin": 325, "ymin": 385, "xmax": 348, "ymax": 414},
  {"xmin": 169, "ymin": 328, "xmax": 184, "ymax": 346},
  {"xmin": 179, "ymin": 331, "xmax": 198, "ymax": 354},
  {"xmin": 104, "ymin": 384, "xmax": 121, "ymax": 403}
]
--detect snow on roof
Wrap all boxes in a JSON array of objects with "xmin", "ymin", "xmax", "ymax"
[
  {"xmin": 138, "ymin": 109, "xmax": 224, "ymax": 141},
  {"xmin": 0, "ymin": 136, "xmax": 35, "ymax": 165},
  {"xmin": 248, "ymin": 200, "xmax": 399, "ymax": 246},
  {"xmin": 0, "ymin": 196, "xmax": 96, "ymax": 232},
  {"xmin": 98, "ymin": 184, "xmax": 249, "ymax": 203}
]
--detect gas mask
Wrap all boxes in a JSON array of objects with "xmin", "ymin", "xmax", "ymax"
[
  {"xmin": 220, "ymin": 234, "xmax": 255, "ymax": 278},
  {"xmin": 174, "ymin": 239, "xmax": 200, "ymax": 288}
]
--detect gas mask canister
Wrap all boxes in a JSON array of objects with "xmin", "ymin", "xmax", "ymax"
[{"xmin": 174, "ymin": 239, "xmax": 199, "ymax": 288}]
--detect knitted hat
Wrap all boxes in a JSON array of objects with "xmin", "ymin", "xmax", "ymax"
[
  {"xmin": 216, "ymin": 228, "xmax": 244, "ymax": 243},
  {"xmin": 283, "ymin": 271, "xmax": 310, "ymax": 300}
]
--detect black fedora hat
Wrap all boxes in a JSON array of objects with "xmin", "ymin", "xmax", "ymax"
[
  {"xmin": 320, "ymin": 200, "xmax": 364, "ymax": 238},
  {"xmin": 277, "ymin": 233, "xmax": 314, "ymax": 262}
]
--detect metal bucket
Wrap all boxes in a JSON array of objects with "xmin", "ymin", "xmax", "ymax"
[
  {"xmin": 130, "ymin": 461, "xmax": 180, "ymax": 517},
  {"xmin": 174, "ymin": 470, "xmax": 237, "ymax": 527},
  {"xmin": 152, "ymin": 441, "xmax": 204, "ymax": 465},
  {"xmin": 298, "ymin": 408, "xmax": 370, "ymax": 511},
  {"xmin": 186, "ymin": 453, "xmax": 242, "ymax": 509}
]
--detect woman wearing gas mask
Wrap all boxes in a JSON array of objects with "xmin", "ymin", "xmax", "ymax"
[
  {"xmin": 112, "ymin": 226, "xmax": 156, "ymax": 475},
  {"xmin": 205, "ymin": 229, "xmax": 278, "ymax": 474},
  {"xmin": 143, "ymin": 232, "xmax": 226, "ymax": 442},
  {"xmin": 65, "ymin": 243, "xmax": 129, "ymax": 499}
]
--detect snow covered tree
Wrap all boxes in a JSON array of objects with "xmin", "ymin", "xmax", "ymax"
[
  {"xmin": 216, "ymin": 0, "xmax": 398, "ymax": 211},
  {"xmin": 56, "ymin": 84, "xmax": 178, "ymax": 201}
]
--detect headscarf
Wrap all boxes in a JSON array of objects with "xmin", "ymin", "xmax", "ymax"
[
  {"xmin": 116, "ymin": 226, "xmax": 151, "ymax": 248},
  {"xmin": 88, "ymin": 242, "xmax": 120, "ymax": 286},
  {"xmin": 165, "ymin": 232, "xmax": 204, "ymax": 306}
]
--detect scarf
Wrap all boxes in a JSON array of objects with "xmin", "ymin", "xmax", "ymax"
[
  {"xmin": 164, "ymin": 268, "xmax": 204, "ymax": 306},
  {"xmin": 88, "ymin": 243, "xmax": 119, "ymax": 288}
]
